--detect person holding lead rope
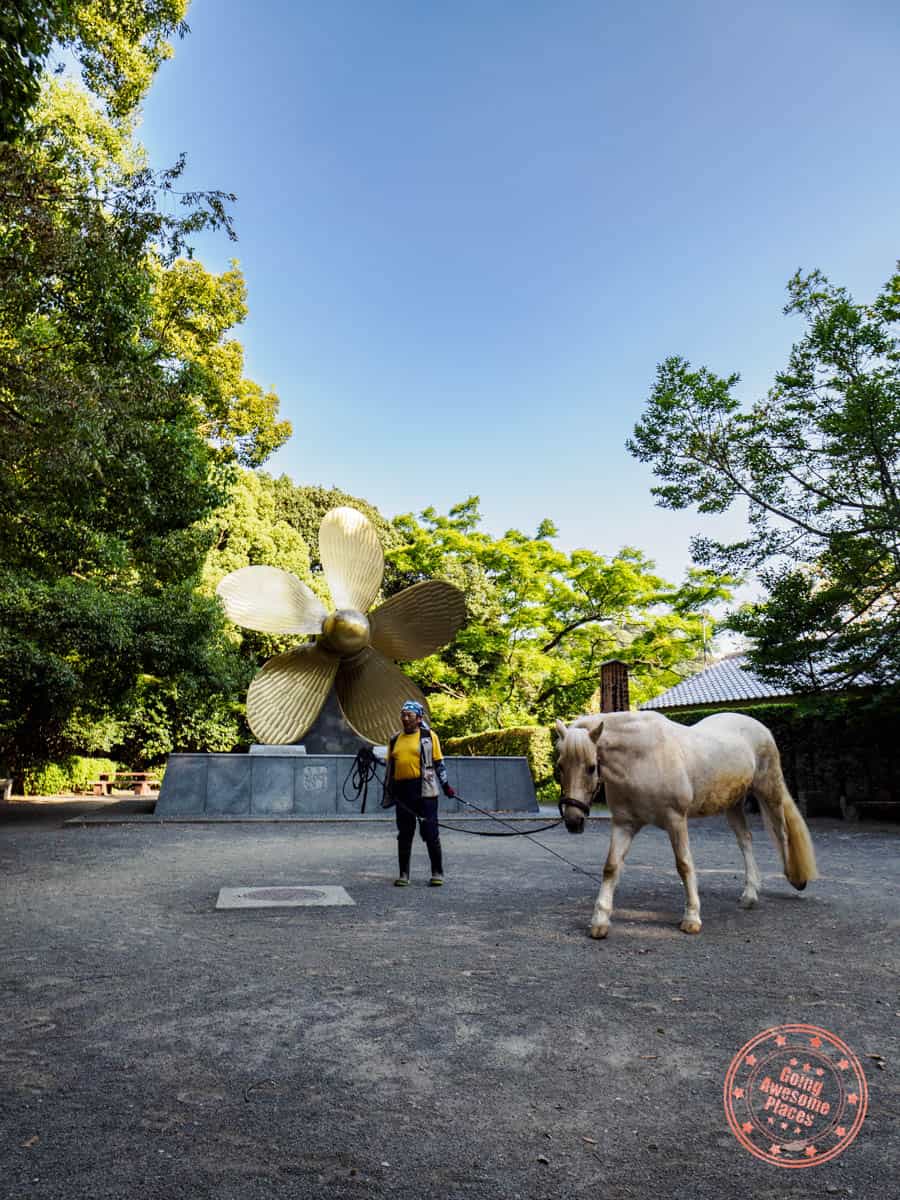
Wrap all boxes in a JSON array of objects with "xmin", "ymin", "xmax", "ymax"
[{"xmin": 383, "ymin": 700, "xmax": 456, "ymax": 887}]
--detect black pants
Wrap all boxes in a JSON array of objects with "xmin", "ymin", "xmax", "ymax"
[{"xmin": 392, "ymin": 779, "xmax": 443, "ymax": 876}]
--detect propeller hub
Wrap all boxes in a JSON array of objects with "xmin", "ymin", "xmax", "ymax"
[{"xmin": 320, "ymin": 609, "xmax": 370, "ymax": 656}]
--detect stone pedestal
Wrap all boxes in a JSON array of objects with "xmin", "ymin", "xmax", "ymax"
[
  {"xmin": 155, "ymin": 752, "xmax": 538, "ymax": 817},
  {"xmin": 298, "ymin": 689, "xmax": 369, "ymax": 755}
]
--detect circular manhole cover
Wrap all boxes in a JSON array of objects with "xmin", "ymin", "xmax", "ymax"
[{"xmin": 243, "ymin": 887, "xmax": 329, "ymax": 903}]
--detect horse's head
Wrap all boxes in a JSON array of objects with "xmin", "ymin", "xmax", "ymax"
[{"xmin": 555, "ymin": 718, "xmax": 604, "ymax": 833}]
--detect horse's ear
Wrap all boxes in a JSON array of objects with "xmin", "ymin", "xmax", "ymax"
[
  {"xmin": 589, "ymin": 721, "xmax": 605, "ymax": 744},
  {"xmin": 554, "ymin": 718, "xmax": 567, "ymax": 739}
]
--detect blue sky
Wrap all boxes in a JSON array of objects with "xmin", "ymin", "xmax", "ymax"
[{"xmin": 138, "ymin": 0, "xmax": 900, "ymax": 586}]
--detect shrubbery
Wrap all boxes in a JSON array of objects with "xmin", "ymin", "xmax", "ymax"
[
  {"xmin": 67, "ymin": 757, "xmax": 120, "ymax": 793},
  {"xmin": 21, "ymin": 756, "xmax": 124, "ymax": 796},
  {"xmin": 445, "ymin": 726, "xmax": 557, "ymax": 803},
  {"xmin": 22, "ymin": 762, "xmax": 71, "ymax": 797}
]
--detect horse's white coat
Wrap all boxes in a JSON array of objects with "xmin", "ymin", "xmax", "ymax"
[{"xmin": 555, "ymin": 711, "xmax": 818, "ymax": 937}]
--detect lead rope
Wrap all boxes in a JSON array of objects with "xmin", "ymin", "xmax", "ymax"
[{"xmin": 342, "ymin": 749, "xmax": 604, "ymax": 884}]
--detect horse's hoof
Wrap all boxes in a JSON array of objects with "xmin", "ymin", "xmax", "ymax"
[
  {"xmin": 590, "ymin": 924, "xmax": 610, "ymax": 939},
  {"xmin": 679, "ymin": 919, "xmax": 702, "ymax": 935},
  {"xmin": 739, "ymin": 893, "xmax": 758, "ymax": 909}
]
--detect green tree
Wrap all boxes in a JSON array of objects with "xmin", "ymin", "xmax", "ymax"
[
  {"xmin": 1, "ymin": 0, "xmax": 189, "ymax": 140},
  {"xmin": 30, "ymin": 77, "xmax": 291, "ymax": 468},
  {"xmin": 0, "ymin": 4, "xmax": 296, "ymax": 775},
  {"xmin": 110, "ymin": 472, "xmax": 317, "ymax": 765},
  {"xmin": 0, "ymin": 3, "xmax": 297, "ymax": 774},
  {"xmin": 629, "ymin": 266, "xmax": 900, "ymax": 692},
  {"xmin": 202, "ymin": 471, "xmax": 313, "ymax": 591},
  {"xmin": 57, "ymin": 0, "xmax": 190, "ymax": 120},
  {"xmin": 387, "ymin": 499, "xmax": 730, "ymax": 735},
  {"xmin": 0, "ymin": 2, "xmax": 72, "ymax": 140},
  {"xmin": 151, "ymin": 258, "xmax": 291, "ymax": 468},
  {"xmin": 265, "ymin": 476, "xmax": 402, "ymax": 579},
  {"xmin": 30, "ymin": 77, "xmax": 148, "ymax": 189},
  {"xmin": 0, "ymin": 136, "xmax": 238, "ymax": 773}
]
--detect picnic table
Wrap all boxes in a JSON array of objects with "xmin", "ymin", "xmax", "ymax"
[{"xmin": 89, "ymin": 772, "xmax": 160, "ymax": 797}]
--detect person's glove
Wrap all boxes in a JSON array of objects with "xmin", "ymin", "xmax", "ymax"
[{"xmin": 444, "ymin": 784, "xmax": 456, "ymax": 799}]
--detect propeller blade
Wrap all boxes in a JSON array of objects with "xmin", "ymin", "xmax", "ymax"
[
  {"xmin": 319, "ymin": 507, "xmax": 384, "ymax": 613},
  {"xmin": 216, "ymin": 566, "xmax": 327, "ymax": 635},
  {"xmin": 247, "ymin": 643, "xmax": 339, "ymax": 744},
  {"xmin": 369, "ymin": 580, "xmax": 466, "ymax": 660},
  {"xmin": 335, "ymin": 648, "xmax": 429, "ymax": 744}
]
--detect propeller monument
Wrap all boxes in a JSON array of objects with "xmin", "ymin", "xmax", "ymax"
[{"xmin": 216, "ymin": 506, "xmax": 467, "ymax": 746}]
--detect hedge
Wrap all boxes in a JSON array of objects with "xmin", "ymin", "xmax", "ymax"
[
  {"xmin": 445, "ymin": 726, "xmax": 556, "ymax": 803},
  {"xmin": 662, "ymin": 691, "xmax": 900, "ymax": 730},
  {"xmin": 67, "ymin": 756, "xmax": 120, "ymax": 793},
  {"xmin": 22, "ymin": 762, "xmax": 71, "ymax": 797},
  {"xmin": 22, "ymin": 756, "xmax": 122, "ymax": 796},
  {"xmin": 663, "ymin": 702, "xmax": 798, "ymax": 728}
]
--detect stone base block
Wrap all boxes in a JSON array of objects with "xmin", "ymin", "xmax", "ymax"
[{"xmin": 155, "ymin": 753, "xmax": 538, "ymax": 817}]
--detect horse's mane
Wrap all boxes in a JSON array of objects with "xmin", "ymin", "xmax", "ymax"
[
  {"xmin": 558, "ymin": 722, "xmax": 596, "ymax": 766},
  {"xmin": 571, "ymin": 714, "xmax": 605, "ymax": 734}
]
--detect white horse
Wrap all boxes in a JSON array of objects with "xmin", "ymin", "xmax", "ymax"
[{"xmin": 555, "ymin": 711, "xmax": 817, "ymax": 938}]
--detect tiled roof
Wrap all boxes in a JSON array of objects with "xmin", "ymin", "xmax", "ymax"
[{"xmin": 640, "ymin": 654, "xmax": 792, "ymax": 710}]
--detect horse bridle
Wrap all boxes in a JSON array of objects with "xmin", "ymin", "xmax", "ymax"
[{"xmin": 557, "ymin": 785, "xmax": 603, "ymax": 819}]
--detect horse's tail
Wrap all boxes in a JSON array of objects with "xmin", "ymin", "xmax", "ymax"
[
  {"xmin": 777, "ymin": 789, "xmax": 818, "ymax": 889},
  {"xmin": 757, "ymin": 772, "xmax": 818, "ymax": 890}
]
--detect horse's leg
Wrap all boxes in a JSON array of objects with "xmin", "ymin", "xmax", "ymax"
[
  {"xmin": 726, "ymin": 801, "xmax": 762, "ymax": 909},
  {"xmin": 590, "ymin": 820, "xmax": 637, "ymax": 939},
  {"xmin": 665, "ymin": 815, "xmax": 702, "ymax": 934}
]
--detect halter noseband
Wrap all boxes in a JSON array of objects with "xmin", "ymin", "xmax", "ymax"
[
  {"xmin": 558, "ymin": 783, "xmax": 602, "ymax": 819},
  {"xmin": 558, "ymin": 795, "xmax": 591, "ymax": 818}
]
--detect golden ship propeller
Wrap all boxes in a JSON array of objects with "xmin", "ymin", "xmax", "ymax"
[{"xmin": 216, "ymin": 507, "xmax": 466, "ymax": 745}]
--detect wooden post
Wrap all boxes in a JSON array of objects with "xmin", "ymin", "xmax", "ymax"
[{"xmin": 600, "ymin": 659, "xmax": 630, "ymax": 712}]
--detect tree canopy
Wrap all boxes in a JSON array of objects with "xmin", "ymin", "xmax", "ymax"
[
  {"xmin": 1, "ymin": 0, "xmax": 188, "ymax": 140},
  {"xmin": 1, "ymin": 2, "xmax": 71, "ymax": 140},
  {"xmin": 0, "ymin": 136, "xmax": 235, "ymax": 770},
  {"xmin": 384, "ymin": 499, "xmax": 730, "ymax": 735},
  {"xmin": 0, "ymin": 2, "xmax": 291, "ymax": 774},
  {"xmin": 629, "ymin": 266, "xmax": 900, "ymax": 692},
  {"xmin": 265, "ymin": 476, "xmax": 404, "ymax": 578},
  {"xmin": 150, "ymin": 257, "xmax": 291, "ymax": 468}
]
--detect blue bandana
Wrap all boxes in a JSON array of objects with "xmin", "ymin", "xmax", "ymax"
[{"xmin": 401, "ymin": 701, "xmax": 425, "ymax": 717}]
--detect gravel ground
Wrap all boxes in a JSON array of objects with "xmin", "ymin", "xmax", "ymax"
[{"xmin": 1, "ymin": 800, "xmax": 898, "ymax": 1199}]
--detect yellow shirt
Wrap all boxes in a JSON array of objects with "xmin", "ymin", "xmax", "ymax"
[{"xmin": 390, "ymin": 730, "xmax": 443, "ymax": 780}]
